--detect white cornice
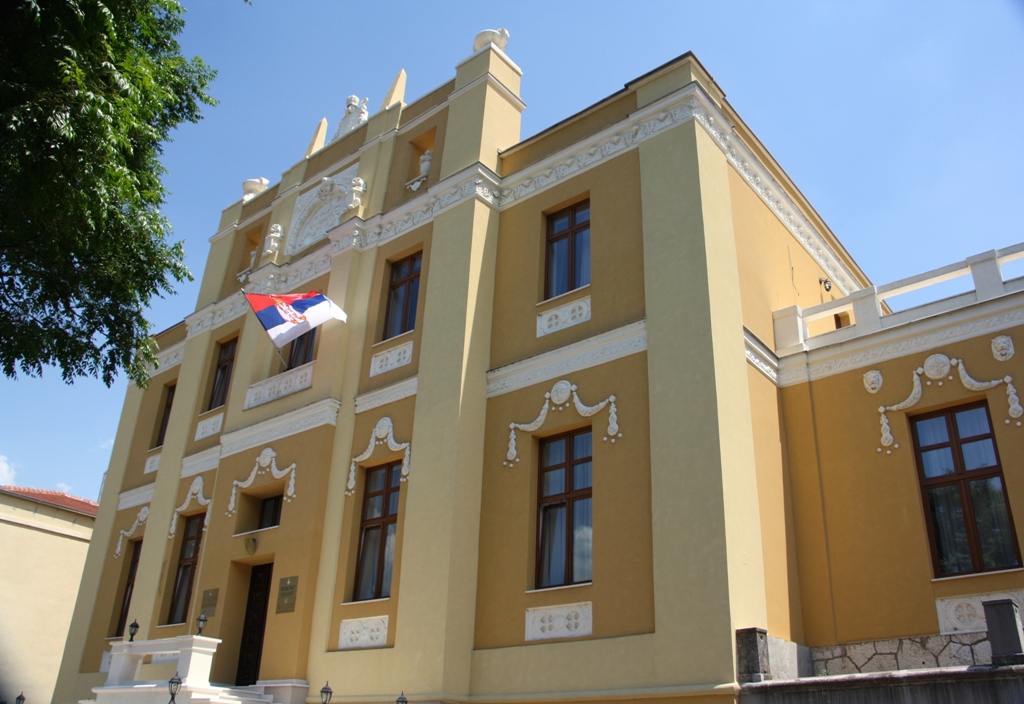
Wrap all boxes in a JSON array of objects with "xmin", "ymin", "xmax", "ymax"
[
  {"xmin": 486, "ymin": 321, "xmax": 647, "ymax": 397},
  {"xmin": 744, "ymin": 328, "xmax": 779, "ymax": 385},
  {"xmin": 777, "ymin": 292, "xmax": 1024, "ymax": 387},
  {"xmin": 181, "ymin": 447, "xmax": 220, "ymax": 478},
  {"xmin": 117, "ymin": 483, "xmax": 154, "ymax": 511},
  {"xmin": 355, "ymin": 376, "xmax": 418, "ymax": 414},
  {"xmin": 220, "ymin": 398, "xmax": 341, "ymax": 458},
  {"xmin": 147, "ymin": 341, "xmax": 185, "ymax": 377},
  {"xmin": 185, "ymin": 292, "xmax": 247, "ymax": 339}
]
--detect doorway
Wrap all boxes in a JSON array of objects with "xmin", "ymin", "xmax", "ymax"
[{"xmin": 235, "ymin": 563, "xmax": 273, "ymax": 686}]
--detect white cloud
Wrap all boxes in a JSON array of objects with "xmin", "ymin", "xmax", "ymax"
[
  {"xmin": 56, "ymin": 482, "xmax": 73, "ymax": 494},
  {"xmin": 0, "ymin": 455, "xmax": 16, "ymax": 485}
]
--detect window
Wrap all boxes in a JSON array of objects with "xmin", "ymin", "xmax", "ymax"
[
  {"xmin": 353, "ymin": 462, "xmax": 401, "ymax": 601},
  {"xmin": 383, "ymin": 253, "xmax": 421, "ymax": 340},
  {"xmin": 545, "ymin": 201, "xmax": 590, "ymax": 299},
  {"xmin": 154, "ymin": 384, "xmax": 176, "ymax": 448},
  {"xmin": 208, "ymin": 339, "xmax": 237, "ymax": 410},
  {"xmin": 115, "ymin": 540, "xmax": 143, "ymax": 637},
  {"xmin": 258, "ymin": 495, "xmax": 283, "ymax": 530},
  {"xmin": 537, "ymin": 429, "xmax": 593, "ymax": 588},
  {"xmin": 911, "ymin": 403, "xmax": 1021, "ymax": 577},
  {"xmin": 286, "ymin": 329, "xmax": 316, "ymax": 370},
  {"xmin": 168, "ymin": 514, "xmax": 205, "ymax": 624}
]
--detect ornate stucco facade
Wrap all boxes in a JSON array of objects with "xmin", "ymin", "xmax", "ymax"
[{"xmin": 55, "ymin": 33, "xmax": 1024, "ymax": 704}]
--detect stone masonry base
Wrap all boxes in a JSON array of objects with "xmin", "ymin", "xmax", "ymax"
[{"xmin": 810, "ymin": 632, "xmax": 991, "ymax": 676}]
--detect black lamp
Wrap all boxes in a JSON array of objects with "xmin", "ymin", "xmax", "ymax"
[
  {"xmin": 168, "ymin": 672, "xmax": 182, "ymax": 704},
  {"xmin": 197, "ymin": 612, "xmax": 208, "ymax": 636},
  {"xmin": 396, "ymin": 693, "xmax": 407, "ymax": 704},
  {"xmin": 320, "ymin": 682, "xmax": 332, "ymax": 704},
  {"xmin": 15, "ymin": 693, "xmax": 25, "ymax": 704},
  {"xmin": 128, "ymin": 619, "xmax": 139, "ymax": 642}
]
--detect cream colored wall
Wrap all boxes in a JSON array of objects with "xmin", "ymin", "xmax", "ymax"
[
  {"xmin": 0, "ymin": 496, "xmax": 93, "ymax": 704},
  {"xmin": 784, "ymin": 326, "xmax": 1024, "ymax": 646}
]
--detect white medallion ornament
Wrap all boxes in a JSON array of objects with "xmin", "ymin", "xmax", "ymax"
[
  {"xmin": 338, "ymin": 616, "xmax": 388, "ymax": 650},
  {"xmin": 863, "ymin": 370, "xmax": 883, "ymax": 394},
  {"xmin": 525, "ymin": 602, "xmax": 592, "ymax": 642},
  {"xmin": 993, "ymin": 335, "xmax": 1015, "ymax": 362},
  {"xmin": 347, "ymin": 417, "xmax": 411, "ymax": 496},
  {"xmin": 225, "ymin": 448, "xmax": 297, "ymax": 517}
]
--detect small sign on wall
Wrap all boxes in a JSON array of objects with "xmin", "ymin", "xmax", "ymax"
[
  {"xmin": 277, "ymin": 576, "xmax": 298, "ymax": 613},
  {"xmin": 201, "ymin": 588, "xmax": 219, "ymax": 617}
]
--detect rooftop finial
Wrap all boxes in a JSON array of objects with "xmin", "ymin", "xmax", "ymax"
[{"xmin": 473, "ymin": 28, "xmax": 509, "ymax": 52}]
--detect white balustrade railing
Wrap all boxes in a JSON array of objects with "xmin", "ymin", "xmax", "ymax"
[
  {"xmin": 103, "ymin": 635, "xmax": 221, "ymax": 689},
  {"xmin": 774, "ymin": 243, "xmax": 1024, "ymax": 355}
]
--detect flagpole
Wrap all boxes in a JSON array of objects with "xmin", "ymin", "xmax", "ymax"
[{"xmin": 240, "ymin": 287, "xmax": 292, "ymax": 370}]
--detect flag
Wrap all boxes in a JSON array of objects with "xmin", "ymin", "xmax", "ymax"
[{"xmin": 245, "ymin": 291, "xmax": 347, "ymax": 348}]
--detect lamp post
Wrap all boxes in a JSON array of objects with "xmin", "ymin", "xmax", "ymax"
[
  {"xmin": 15, "ymin": 692, "xmax": 25, "ymax": 704},
  {"xmin": 320, "ymin": 682, "xmax": 332, "ymax": 704},
  {"xmin": 168, "ymin": 672, "xmax": 182, "ymax": 704},
  {"xmin": 197, "ymin": 612, "xmax": 208, "ymax": 636},
  {"xmin": 128, "ymin": 619, "xmax": 139, "ymax": 642},
  {"xmin": 396, "ymin": 693, "xmax": 407, "ymax": 704}
]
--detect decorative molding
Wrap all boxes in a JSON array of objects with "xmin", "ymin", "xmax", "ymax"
[
  {"xmin": 347, "ymin": 417, "xmax": 411, "ymax": 496},
  {"xmin": 113, "ymin": 506, "xmax": 149, "ymax": 558},
  {"xmin": 244, "ymin": 362, "xmax": 315, "ymax": 410},
  {"xmin": 181, "ymin": 447, "xmax": 221, "ymax": 478},
  {"xmin": 331, "ymin": 96, "xmax": 369, "ymax": 143},
  {"xmin": 504, "ymin": 379, "xmax": 620, "ymax": 466},
  {"xmin": 487, "ymin": 320, "xmax": 647, "ymax": 398},
  {"xmin": 370, "ymin": 341, "xmax": 414, "ymax": 377},
  {"xmin": 871, "ymin": 355, "xmax": 1020, "ymax": 454},
  {"xmin": 118, "ymin": 484, "xmax": 154, "ymax": 511},
  {"xmin": 406, "ymin": 150, "xmax": 431, "ymax": 192},
  {"xmin": 537, "ymin": 295, "xmax": 591, "ymax": 337},
  {"xmin": 195, "ymin": 412, "xmax": 224, "ymax": 441},
  {"xmin": 338, "ymin": 615, "xmax": 388, "ymax": 650},
  {"xmin": 525, "ymin": 601, "xmax": 592, "ymax": 642},
  {"xmin": 993, "ymin": 335, "xmax": 1014, "ymax": 362},
  {"xmin": 355, "ymin": 376, "xmax": 418, "ymax": 414},
  {"xmin": 220, "ymin": 398, "xmax": 341, "ymax": 458},
  {"xmin": 286, "ymin": 163, "xmax": 361, "ymax": 255},
  {"xmin": 863, "ymin": 371, "xmax": 883, "ymax": 394},
  {"xmin": 744, "ymin": 328, "xmax": 779, "ymax": 384},
  {"xmin": 144, "ymin": 454, "xmax": 161, "ymax": 475},
  {"xmin": 148, "ymin": 342, "xmax": 184, "ymax": 377},
  {"xmin": 937, "ymin": 590, "xmax": 1024, "ymax": 634},
  {"xmin": 225, "ymin": 448, "xmax": 297, "ymax": 517},
  {"xmin": 777, "ymin": 295, "xmax": 1024, "ymax": 387},
  {"xmin": 498, "ymin": 84, "xmax": 858, "ymax": 295},
  {"xmin": 168, "ymin": 476, "xmax": 211, "ymax": 539},
  {"xmin": 185, "ymin": 293, "xmax": 248, "ymax": 340}
]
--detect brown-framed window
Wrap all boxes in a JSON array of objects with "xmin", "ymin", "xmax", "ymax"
[
  {"xmin": 353, "ymin": 462, "xmax": 401, "ymax": 601},
  {"xmin": 168, "ymin": 514, "xmax": 205, "ymax": 624},
  {"xmin": 545, "ymin": 201, "xmax": 590, "ymax": 300},
  {"xmin": 115, "ymin": 540, "xmax": 143, "ymax": 637},
  {"xmin": 208, "ymin": 339, "xmax": 237, "ymax": 410},
  {"xmin": 383, "ymin": 252, "xmax": 422, "ymax": 340},
  {"xmin": 154, "ymin": 384, "xmax": 176, "ymax": 448},
  {"xmin": 910, "ymin": 402, "xmax": 1021, "ymax": 577},
  {"xmin": 258, "ymin": 495, "xmax": 283, "ymax": 530},
  {"xmin": 537, "ymin": 428, "xmax": 593, "ymax": 588},
  {"xmin": 286, "ymin": 329, "xmax": 316, "ymax": 370}
]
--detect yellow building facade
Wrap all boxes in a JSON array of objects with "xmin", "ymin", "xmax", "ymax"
[{"xmin": 55, "ymin": 32, "xmax": 1024, "ymax": 704}]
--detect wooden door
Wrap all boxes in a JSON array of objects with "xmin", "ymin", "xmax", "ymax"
[{"xmin": 235, "ymin": 563, "xmax": 273, "ymax": 686}]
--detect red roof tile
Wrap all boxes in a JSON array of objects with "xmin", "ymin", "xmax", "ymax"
[{"xmin": 0, "ymin": 485, "xmax": 98, "ymax": 516}]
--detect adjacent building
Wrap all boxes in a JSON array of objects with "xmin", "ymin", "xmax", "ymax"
[
  {"xmin": 1, "ymin": 486, "xmax": 96, "ymax": 704},
  {"xmin": 54, "ymin": 31, "xmax": 1024, "ymax": 704}
]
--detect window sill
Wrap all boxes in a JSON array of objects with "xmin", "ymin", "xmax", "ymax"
[
  {"xmin": 199, "ymin": 405, "xmax": 225, "ymax": 416},
  {"xmin": 156, "ymin": 623, "xmax": 186, "ymax": 628},
  {"xmin": 372, "ymin": 329, "xmax": 414, "ymax": 349},
  {"xmin": 233, "ymin": 525, "xmax": 280, "ymax": 538},
  {"xmin": 537, "ymin": 284, "xmax": 590, "ymax": 308},
  {"xmin": 932, "ymin": 567, "xmax": 1024, "ymax": 582},
  {"xmin": 342, "ymin": 597, "xmax": 390, "ymax": 605},
  {"xmin": 525, "ymin": 581, "xmax": 592, "ymax": 594}
]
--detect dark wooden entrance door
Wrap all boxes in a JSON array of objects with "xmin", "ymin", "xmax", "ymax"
[{"xmin": 235, "ymin": 563, "xmax": 273, "ymax": 686}]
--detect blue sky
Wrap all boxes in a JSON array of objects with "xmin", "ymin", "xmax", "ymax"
[{"xmin": 2, "ymin": 0, "xmax": 1023, "ymax": 499}]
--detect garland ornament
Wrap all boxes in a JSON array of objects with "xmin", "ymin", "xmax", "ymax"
[
  {"xmin": 225, "ymin": 447, "xmax": 297, "ymax": 517},
  {"xmin": 872, "ymin": 354, "xmax": 1022, "ymax": 454},
  {"xmin": 114, "ymin": 506, "xmax": 149, "ymax": 558},
  {"xmin": 168, "ymin": 476, "xmax": 211, "ymax": 538},
  {"xmin": 504, "ymin": 379, "xmax": 620, "ymax": 466},
  {"xmin": 347, "ymin": 417, "xmax": 411, "ymax": 496}
]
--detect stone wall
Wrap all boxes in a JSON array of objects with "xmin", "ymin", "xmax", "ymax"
[{"xmin": 810, "ymin": 632, "xmax": 991, "ymax": 676}]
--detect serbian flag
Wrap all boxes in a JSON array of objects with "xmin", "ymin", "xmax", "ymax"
[{"xmin": 245, "ymin": 291, "xmax": 347, "ymax": 348}]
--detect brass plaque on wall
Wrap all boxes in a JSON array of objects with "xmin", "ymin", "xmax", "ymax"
[
  {"xmin": 200, "ymin": 588, "xmax": 219, "ymax": 617},
  {"xmin": 276, "ymin": 576, "xmax": 298, "ymax": 613}
]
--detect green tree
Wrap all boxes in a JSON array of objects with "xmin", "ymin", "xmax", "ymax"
[{"xmin": 0, "ymin": 0, "xmax": 216, "ymax": 387}]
